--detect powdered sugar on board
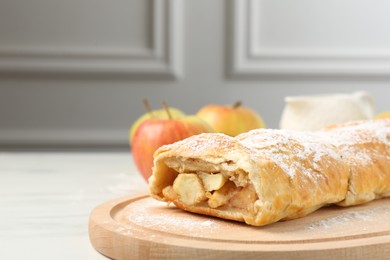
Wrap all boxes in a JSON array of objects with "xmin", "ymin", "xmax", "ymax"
[
  {"xmin": 90, "ymin": 195, "xmax": 390, "ymax": 258},
  {"xmin": 118, "ymin": 198, "xmax": 221, "ymax": 237},
  {"xmin": 105, "ymin": 195, "xmax": 390, "ymax": 244},
  {"xmin": 305, "ymin": 204, "xmax": 390, "ymax": 232}
]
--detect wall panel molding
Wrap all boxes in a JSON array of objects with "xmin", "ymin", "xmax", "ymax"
[
  {"xmin": 0, "ymin": 0, "xmax": 183, "ymax": 78},
  {"xmin": 230, "ymin": 0, "xmax": 390, "ymax": 77}
]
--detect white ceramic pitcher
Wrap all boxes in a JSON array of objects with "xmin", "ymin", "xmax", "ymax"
[{"xmin": 279, "ymin": 91, "xmax": 375, "ymax": 131}]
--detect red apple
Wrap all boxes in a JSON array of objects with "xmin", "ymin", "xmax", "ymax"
[
  {"xmin": 196, "ymin": 101, "xmax": 265, "ymax": 136},
  {"xmin": 132, "ymin": 115, "xmax": 213, "ymax": 181},
  {"xmin": 129, "ymin": 99, "xmax": 186, "ymax": 144}
]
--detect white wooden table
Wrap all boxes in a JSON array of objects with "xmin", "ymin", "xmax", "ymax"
[{"xmin": 0, "ymin": 151, "xmax": 147, "ymax": 259}]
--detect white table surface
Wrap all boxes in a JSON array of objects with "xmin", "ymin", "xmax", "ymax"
[{"xmin": 0, "ymin": 150, "xmax": 148, "ymax": 260}]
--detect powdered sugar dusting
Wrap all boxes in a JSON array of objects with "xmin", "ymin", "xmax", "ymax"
[
  {"xmin": 325, "ymin": 120, "xmax": 390, "ymax": 146},
  {"xmin": 158, "ymin": 120, "xmax": 390, "ymax": 181},
  {"xmin": 124, "ymin": 198, "xmax": 219, "ymax": 236},
  {"xmin": 157, "ymin": 133, "xmax": 236, "ymax": 158},
  {"xmin": 237, "ymin": 128, "xmax": 340, "ymax": 179},
  {"xmin": 236, "ymin": 119, "xmax": 390, "ymax": 180},
  {"xmin": 305, "ymin": 204, "xmax": 390, "ymax": 231}
]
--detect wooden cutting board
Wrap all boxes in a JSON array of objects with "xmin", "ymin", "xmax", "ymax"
[{"xmin": 89, "ymin": 193, "xmax": 390, "ymax": 260}]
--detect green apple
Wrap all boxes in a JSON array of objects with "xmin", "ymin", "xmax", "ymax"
[
  {"xmin": 132, "ymin": 115, "xmax": 213, "ymax": 181},
  {"xmin": 196, "ymin": 101, "xmax": 266, "ymax": 136}
]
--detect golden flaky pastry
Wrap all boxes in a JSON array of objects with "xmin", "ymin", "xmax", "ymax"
[{"xmin": 149, "ymin": 119, "xmax": 390, "ymax": 226}]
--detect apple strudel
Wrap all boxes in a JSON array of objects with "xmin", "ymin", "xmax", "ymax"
[{"xmin": 149, "ymin": 119, "xmax": 390, "ymax": 226}]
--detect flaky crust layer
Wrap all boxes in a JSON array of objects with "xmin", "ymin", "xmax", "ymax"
[{"xmin": 149, "ymin": 119, "xmax": 390, "ymax": 226}]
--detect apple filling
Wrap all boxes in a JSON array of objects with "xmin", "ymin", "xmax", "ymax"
[{"xmin": 161, "ymin": 172, "xmax": 258, "ymax": 214}]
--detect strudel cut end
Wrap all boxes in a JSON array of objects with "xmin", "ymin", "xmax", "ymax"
[{"xmin": 149, "ymin": 119, "xmax": 390, "ymax": 226}]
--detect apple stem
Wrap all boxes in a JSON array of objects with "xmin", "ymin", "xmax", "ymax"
[
  {"xmin": 143, "ymin": 99, "xmax": 154, "ymax": 117},
  {"xmin": 233, "ymin": 101, "xmax": 242, "ymax": 109},
  {"xmin": 162, "ymin": 101, "xmax": 172, "ymax": 119}
]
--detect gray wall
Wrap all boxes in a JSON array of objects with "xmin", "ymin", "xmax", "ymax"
[{"xmin": 1, "ymin": 0, "xmax": 390, "ymax": 147}]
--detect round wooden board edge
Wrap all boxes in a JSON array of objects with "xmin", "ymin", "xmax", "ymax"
[{"xmin": 88, "ymin": 192, "xmax": 390, "ymax": 260}]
